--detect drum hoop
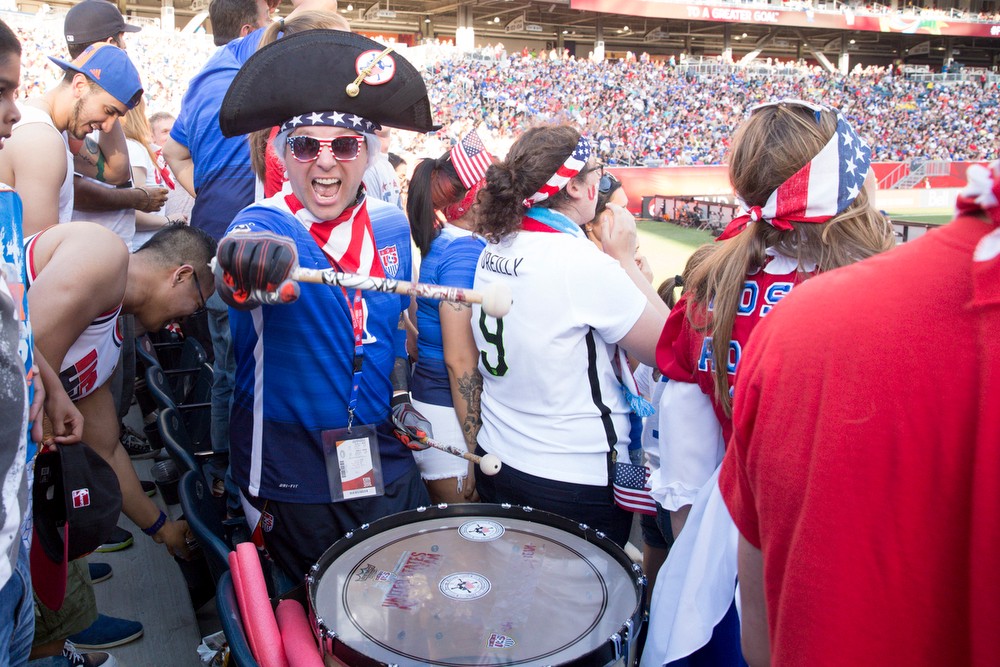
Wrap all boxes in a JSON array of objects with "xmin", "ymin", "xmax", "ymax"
[{"xmin": 307, "ymin": 503, "xmax": 646, "ymax": 666}]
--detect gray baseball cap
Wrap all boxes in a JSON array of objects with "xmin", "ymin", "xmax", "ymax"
[{"xmin": 65, "ymin": 1, "xmax": 141, "ymax": 44}]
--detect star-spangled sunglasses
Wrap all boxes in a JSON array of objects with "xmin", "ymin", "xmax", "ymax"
[{"xmin": 286, "ymin": 135, "xmax": 366, "ymax": 163}]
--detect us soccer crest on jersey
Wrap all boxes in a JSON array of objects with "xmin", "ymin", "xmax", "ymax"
[{"xmin": 378, "ymin": 244, "xmax": 399, "ymax": 277}]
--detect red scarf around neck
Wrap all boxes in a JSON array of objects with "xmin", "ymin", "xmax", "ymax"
[{"xmin": 283, "ymin": 190, "xmax": 385, "ymax": 278}]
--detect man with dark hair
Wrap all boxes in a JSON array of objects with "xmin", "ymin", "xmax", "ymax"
[
  {"xmin": 63, "ymin": 0, "xmax": 168, "ymax": 252},
  {"xmin": 60, "ymin": 2, "xmax": 169, "ymax": 468},
  {"xmin": 26, "ymin": 222, "xmax": 216, "ymax": 664},
  {"xmin": 0, "ymin": 43, "xmax": 140, "ymax": 237},
  {"xmin": 207, "ymin": 0, "xmax": 272, "ymax": 46}
]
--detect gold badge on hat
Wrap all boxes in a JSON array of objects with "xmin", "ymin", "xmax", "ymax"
[{"xmin": 347, "ymin": 45, "xmax": 396, "ymax": 97}]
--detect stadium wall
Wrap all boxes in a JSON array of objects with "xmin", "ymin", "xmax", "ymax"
[{"xmin": 611, "ymin": 161, "xmax": 977, "ymax": 215}]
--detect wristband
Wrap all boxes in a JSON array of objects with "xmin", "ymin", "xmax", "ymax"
[
  {"xmin": 136, "ymin": 186, "xmax": 150, "ymax": 209},
  {"xmin": 390, "ymin": 392, "xmax": 411, "ymax": 408},
  {"xmin": 142, "ymin": 510, "xmax": 167, "ymax": 536}
]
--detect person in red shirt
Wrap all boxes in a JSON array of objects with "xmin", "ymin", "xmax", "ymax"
[{"xmin": 720, "ymin": 163, "xmax": 1000, "ymax": 666}]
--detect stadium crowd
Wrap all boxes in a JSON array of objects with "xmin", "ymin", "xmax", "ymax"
[
  {"xmin": 3, "ymin": 9, "xmax": 997, "ymax": 168},
  {"xmin": 417, "ymin": 53, "xmax": 996, "ymax": 166}
]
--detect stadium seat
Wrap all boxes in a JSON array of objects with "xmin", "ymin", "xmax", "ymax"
[
  {"xmin": 157, "ymin": 406, "xmax": 227, "ymax": 483},
  {"xmin": 146, "ymin": 364, "xmax": 213, "ymax": 448},
  {"xmin": 179, "ymin": 470, "xmax": 235, "ymax": 586},
  {"xmin": 216, "ymin": 571, "xmax": 261, "ymax": 667}
]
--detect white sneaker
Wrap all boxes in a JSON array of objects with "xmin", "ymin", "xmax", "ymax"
[{"xmin": 62, "ymin": 641, "xmax": 119, "ymax": 667}]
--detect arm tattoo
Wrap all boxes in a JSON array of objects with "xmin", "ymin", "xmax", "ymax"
[
  {"xmin": 79, "ymin": 137, "xmax": 107, "ymax": 181},
  {"xmin": 444, "ymin": 302, "xmax": 471, "ymax": 313},
  {"xmin": 457, "ymin": 370, "xmax": 483, "ymax": 451},
  {"xmin": 80, "ymin": 137, "xmax": 99, "ymax": 164}
]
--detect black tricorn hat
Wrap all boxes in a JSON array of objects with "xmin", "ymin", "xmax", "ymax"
[{"xmin": 220, "ymin": 30, "xmax": 440, "ymax": 137}]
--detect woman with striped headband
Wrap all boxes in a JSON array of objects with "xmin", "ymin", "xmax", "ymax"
[
  {"xmin": 641, "ymin": 100, "xmax": 894, "ymax": 666},
  {"xmin": 468, "ymin": 123, "xmax": 669, "ymax": 547}
]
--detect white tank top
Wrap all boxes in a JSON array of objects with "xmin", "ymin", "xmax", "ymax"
[
  {"xmin": 24, "ymin": 230, "xmax": 122, "ymax": 400},
  {"xmin": 14, "ymin": 104, "xmax": 75, "ymax": 224}
]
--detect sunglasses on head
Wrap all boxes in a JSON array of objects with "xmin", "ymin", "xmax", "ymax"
[
  {"xmin": 286, "ymin": 135, "xmax": 365, "ymax": 163},
  {"xmin": 596, "ymin": 173, "xmax": 623, "ymax": 215},
  {"xmin": 599, "ymin": 173, "xmax": 621, "ymax": 195}
]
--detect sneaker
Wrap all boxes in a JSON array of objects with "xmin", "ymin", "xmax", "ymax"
[
  {"xmin": 120, "ymin": 424, "xmax": 159, "ymax": 459},
  {"xmin": 67, "ymin": 614, "xmax": 143, "ymax": 650},
  {"xmin": 62, "ymin": 642, "xmax": 118, "ymax": 667},
  {"xmin": 94, "ymin": 527, "xmax": 133, "ymax": 553},
  {"xmin": 140, "ymin": 480, "xmax": 157, "ymax": 497},
  {"xmin": 88, "ymin": 562, "xmax": 113, "ymax": 584}
]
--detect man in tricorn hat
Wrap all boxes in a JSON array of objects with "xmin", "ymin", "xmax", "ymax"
[{"xmin": 213, "ymin": 30, "xmax": 439, "ymax": 590}]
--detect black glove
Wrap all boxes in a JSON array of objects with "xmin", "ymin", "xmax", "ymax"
[
  {"xmin": 391, "ymin": 399, "xmax": 434, "ymax": 451},
  {"xmin": 217, "ymin": 232, "xmax": 299, "ymax": 304}
]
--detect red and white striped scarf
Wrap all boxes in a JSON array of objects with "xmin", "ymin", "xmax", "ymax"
[{"xmin": 275, "ymin": 183, "xmax": 385, "ymax": 277}]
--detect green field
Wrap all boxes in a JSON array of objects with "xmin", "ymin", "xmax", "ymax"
[
  {"xmin": 636, "ymin": 221, "xmax": 714, "ymax": 287},
  {"xmin": 637, "ymin": 209, "xmax": 955, "ymax": 285},
  {"xmin": 887, "ymin": 212, "xmax": 952, "ymax": 225}
]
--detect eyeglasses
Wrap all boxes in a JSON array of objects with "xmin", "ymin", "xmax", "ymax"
[
  {"xmin": 189, "ymin": 270, "xmax": 207, "ymax": 317},
  {"xmin": 581, "ymin": 162, "xmax": 605, "ymax": 178},
  {"xmin": 286, "ymin": 135, "xmax": 366, "ymax": 163}
]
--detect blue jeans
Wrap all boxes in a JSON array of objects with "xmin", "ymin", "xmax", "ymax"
[
  {"xmin": 0, "ymin": 543, "xmax": 35, "ymax": 666},
  {"xmin": 206, "ymin": 291, "xmax": 234, "ymax": 453},
  {"xmin": 207, "ymin": 292, "xmax": 241, "ymax": 512}
]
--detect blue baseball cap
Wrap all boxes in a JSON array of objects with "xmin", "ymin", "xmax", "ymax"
[{"xmin": 48, "ymin": 42, "xmax": 143, "ymax": 110}]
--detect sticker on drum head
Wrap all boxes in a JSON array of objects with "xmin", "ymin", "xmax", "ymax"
[
  {"xmin": 458, "ymin": 520, "xmax": 505, "ymax": 542},
  {"xmin": 486, "ymin": 632, "xmax": 516, "ymax": 649},
  {"xmin": 439, "ymin": 573, "xmax": 491, "ymax": 600}
]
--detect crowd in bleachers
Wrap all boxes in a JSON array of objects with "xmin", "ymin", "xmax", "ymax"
[
  {"xmin": 417, "ymin": 52, "xmax": 996, "ymax": 166},
  {"xmin": 6, "ymin": 11, "xmax": 216, "ymax": 118},
  {"xmin": 4, "ymin": 8, "xmax": 996, "ymax": 169}
]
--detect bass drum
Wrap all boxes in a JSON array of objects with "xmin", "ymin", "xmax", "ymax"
[{"xmin": 308, "ymin": 503, "xmax": 645, "ymax": 666}]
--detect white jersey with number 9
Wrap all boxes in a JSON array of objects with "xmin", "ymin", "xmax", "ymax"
[{"xmin": 472, "ymin": 230, "xmax": 647, "ymax": 486}]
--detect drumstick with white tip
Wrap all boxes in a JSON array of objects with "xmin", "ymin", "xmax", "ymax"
[
  {"xmin": 291, "ymin": 267, "xmax": 513, "ymax": 318},
  {"xmin": 392, "ymin": 420, "xmax": 502, "ymax": 476},
  {"xmin": 419, "ymin": 434, "xmax": 502, "ymax": 476}
]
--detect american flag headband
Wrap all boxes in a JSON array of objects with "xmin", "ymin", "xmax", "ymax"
[
  {"xmin": 717, "ymin": 100, "xmax": 872, "ymax": 241},
  {"xmin": 522, "ymin": 136, "xmax": 592, "ymax": 208}
]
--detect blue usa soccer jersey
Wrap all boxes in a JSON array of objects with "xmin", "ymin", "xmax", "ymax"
[
  {"xmin": 411, "ymin": 228, "xmax": 484, "ymax": 407},
  {"xmin": 226, "ymin": 198, "xmax": 414, "ymax": 503}
]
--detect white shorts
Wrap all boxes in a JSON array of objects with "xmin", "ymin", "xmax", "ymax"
[{"xmin": 410, "ymin": 398, "xmax": 469, "ymax": 480}]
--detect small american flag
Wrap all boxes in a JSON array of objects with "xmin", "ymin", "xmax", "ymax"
[
  {"xmin": 451, "ymin": 130, "xmax": 493, "ymax": 189},
  {"xmin": 613, "ymin": 463, "xmax": 658, "ymax": 516}
]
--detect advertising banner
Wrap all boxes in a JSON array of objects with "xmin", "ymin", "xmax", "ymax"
[{"xmin": 570, "ymin": 0, "xmax": 1000, "ymax": 38}]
